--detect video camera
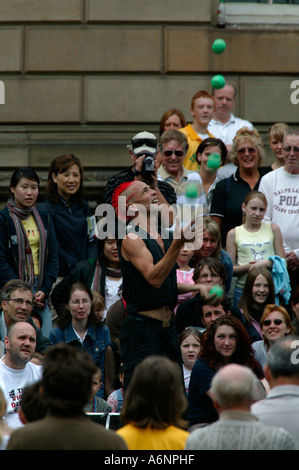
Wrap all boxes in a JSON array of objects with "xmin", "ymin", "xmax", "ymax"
[{"xmin": 140, "ymin": 152, "xmax": 155, "ymax": 175}]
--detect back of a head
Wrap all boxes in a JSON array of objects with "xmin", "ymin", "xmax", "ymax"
[
  {"xmin": 121, "ymin": 355, "xmax": 187, "ymax": 429},
  {"xmin": 211, "ymin": 364, "xmax": 258, "ymax": 409},
  {"xmin": 20, "ymin": 381, "xmax": 47, "ymax": 423},
  {"xmin": 268, "ymin": 336, "xmax": 299, "ymax": 380},
  {"xmin": 42, "ymin": 344, "xmax": 98, "ymax": 417}
]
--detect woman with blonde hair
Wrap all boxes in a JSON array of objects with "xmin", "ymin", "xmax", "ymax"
[
  {"xmin": 252, "ymin": 304, "xmax": 294, "ymax": 369},
  {"xmin": 210, "ymin": 127, "xmax": 272, "ymax": 247}
]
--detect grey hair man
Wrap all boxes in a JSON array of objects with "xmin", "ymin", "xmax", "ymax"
[
  {"xmin": 251, "ymin": 335, "xmax": 299, "ymax": 447},
  {"xmin": 157, "ymin": 129, "xmax": 208, "ymax": 214},
  {"xmin": 185, "ymin": 363, "xmax": 297, "ymax": 450},
  {"xmin": 0, "ymin": 279, "xmax": 51, "ymax": 359}
]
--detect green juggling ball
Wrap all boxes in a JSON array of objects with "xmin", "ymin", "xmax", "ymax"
[
  {"xmin": 209, "ymin": 285, "xmax": 224, "ymax": 299},
  {"xmin": 207, "ymin": 153, "xmax": 221, "ymax": 170},
  {"xmin": 212, "ymin": 39, "xmax": 226, "ymax": 54},
  {"xmin": 185, "ymin": 182, "xmax": 199, "ymax": 198},
  {"xmin": 211, "ymin": 74, "xmax": 226, "ymax": 89}
]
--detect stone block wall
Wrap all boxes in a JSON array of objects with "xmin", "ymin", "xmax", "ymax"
[{"xmin": 0, "ymin": 0, "xmax": 298, "ymax": 205}]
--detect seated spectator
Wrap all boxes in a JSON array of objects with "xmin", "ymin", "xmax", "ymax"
[
  {"xmin": 91, "ymin": 290, "xmax": 105, "ymax": 323},
  {"xmin": 191, "ymin": 217, "xmax": 233, "ymax": 294},
  {"xmin": 51, "ymin": 234, "xmax": 122, "ymax": 321},
  {"xmin": 174, "ymin": 247, "xmax": 195, "ymax": 312},
  {"xmin": 238, "ymin": 266, "xmax": 276, "ymax": 342},
  {"xmin": 107, "ymin": 363, "xmax": 124, "ymax": 413},
  {"xmin": 18, "ymin": 381, "xmax": 47, "ymax": 425},
  {"xmin": 226, "ymin": 190, "xmax": 285, "ymax": 307},
  {"xmin": 252, "ymin": 304, "xmax": 294, "ymax": 369},
  {"xmin": 210, "ymin": 127, "xmax": 272, "ymax": 248},
  {"xmin": 0, "ymin": 279, "xmax": 52, "ymax": 360},
  {"xmin": 7, "ymin": 344, "xmax": 127, "ymax": 450},
  {"xmin": 187, "ymin": 316, "xmax": 266, "ymax": 431},
  {"xmin": 0, "ymin": 322, "xmax": 42, "ymax": 429},
  {"xmin": 116, "ymin": 356, "xmax": 189, "ymax": 450},
  {"xmin": 0, "ymin": 388, "xmax": 11, "ymax": 450},
  {"xmin": 104, "ymin": 299, "xmax": 125, "ymax": 398},
  {"xmin": 185, "ymin": 363, "xmax": 296, "ymax": 450},
  {"xmin": 84, "ymin": 368, "xmax": 111, "ymax": 414},
  {"xmin": 175, "ymin": 257, "xmax": 228, "ymax": 334},
  {"xmin": 251, "ymin": 336, "xmax": 299, "ymax": 447},
  {"xmin": 179, "ymin": 328, "xmax": 202, "ymax": 394},
  {"xmin": 49, "ymin": 282, "xmax": 111, "ymax": 398}
]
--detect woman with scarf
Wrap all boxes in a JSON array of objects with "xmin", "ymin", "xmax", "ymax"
[{"xmin": 0, "ymin": 167, "xmax": 59, "ymax": 336}]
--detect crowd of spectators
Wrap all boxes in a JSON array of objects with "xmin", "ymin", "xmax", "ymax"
[{"xmin": 0, "ymin": 83, "xmax": 298, "ymax": 451}]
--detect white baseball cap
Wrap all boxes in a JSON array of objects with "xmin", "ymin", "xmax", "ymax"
[{"xmin": 131, "ymin": 131, "xmax": 157, "ymax": 155}]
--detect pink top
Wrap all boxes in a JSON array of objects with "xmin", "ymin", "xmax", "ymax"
[{"xmin": 174, "ymin": 268, "xmax": 195, "ymax": 313}]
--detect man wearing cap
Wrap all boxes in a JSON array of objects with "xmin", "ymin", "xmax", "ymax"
[{"xmin": 103, "ymin": 131, "xmax": 177, "ymax": 209}]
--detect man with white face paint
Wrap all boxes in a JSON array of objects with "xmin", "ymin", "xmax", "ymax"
[{"xmin": 259, "ymin": 129, "xmax": 299, "ymax": 289}]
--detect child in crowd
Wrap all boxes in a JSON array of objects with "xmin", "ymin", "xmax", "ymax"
[
  {"xmin": 226, "ymin": 191, "xmax": 285, "ymax": 306},
  {"xmin": 92, "ymin": 290, "xmax": 105, "ymax": 323},
  {"xmin": 107, "ymin": 364, "xmax": 124, "ymax": 413},
  {"xmin": 84, "ymin": 369, "xmax": 111, "ymax": 414},
  {"xmin": 175, "ymin": 248, "xmax": 195, "ymax": 312}
]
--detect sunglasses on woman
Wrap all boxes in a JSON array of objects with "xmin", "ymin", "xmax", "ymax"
[
  {"xmin": 237, "ymin": 147, "xmax": 257, "ymax": 156},
  {"xmin": 263, "ymin": 318, "xmax": 284, "ymax": 326}
]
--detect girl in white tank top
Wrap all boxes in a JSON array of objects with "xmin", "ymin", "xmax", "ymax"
[{"xmin": 226, "ymin": 191, "xmax": 286, "ymax": 306}]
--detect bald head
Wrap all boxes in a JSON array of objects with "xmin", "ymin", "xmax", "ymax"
[
  {"xmin": 211, "ymin": 364, "xmax": 259, "ymax": 409},
  {"xmin": 4, "ymin": 322, "xmax": 37, "ymax": 369}
]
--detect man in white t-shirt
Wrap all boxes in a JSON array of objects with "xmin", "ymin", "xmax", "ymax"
[
  {"xmin": 259, "ymin": 129, "xmax": 299, "ymax": 289},
  {"xmin": 0, "ymin": 322, "xmax": 42, "ymax": 429},
  {"xmin": 208, "ymin": 84, "xmax": 253, "ymax": 180}
]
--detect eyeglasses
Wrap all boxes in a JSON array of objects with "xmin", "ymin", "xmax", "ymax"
[
  {"xmin": 282, "ymin": 146, "xmax": 299, "ymax": 155},
  {"xmin": 132, "ymin": 138, "xmax": 157, "ymax": 150},
  {"xmin": 163, "ymin": 149, "xmax": 184, "ymax": 157},
  {"xmin": 8, "ymin": 298, "xmax": 33, "ymax": 307},
  {"xmin": 263, "ymin": 318, "xmax": 284, "ymax": 326},
  {"xmin": 198, "ymin": 273, "xmax": 220, "ymax": 280},
  {"xmin": 237, "ymin": 147, "xmax": 257, "ymax": 156},
  {"xmin": 70, "ymin": 299, "xmax": 91, "ymax": 306}
]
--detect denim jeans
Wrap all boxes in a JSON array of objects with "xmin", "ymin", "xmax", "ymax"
[{"xmin": 33, "ymin": 276, "xmax": 52, "ymax": 337}]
